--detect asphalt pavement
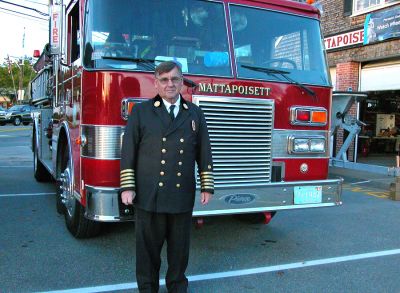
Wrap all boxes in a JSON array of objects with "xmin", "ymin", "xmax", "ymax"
[{"xmin": 1, "ymin": 125, "xmax": 400, "ymax": 293}]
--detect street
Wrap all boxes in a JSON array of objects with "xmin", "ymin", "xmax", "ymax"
[{"xmin": 0, "ymin": 126, "xmax": 399, "ymax": 293}]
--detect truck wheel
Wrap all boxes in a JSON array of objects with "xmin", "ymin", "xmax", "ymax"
[
  {"xmin": 33, "ymin": 134, "xmax": 51, "ymax": 182},
  {"xmin": 13, "ymin": 117, "xmax": 22, "ymax": 126},
  {"xmin": 0, "ymin": 122, "xmax": 5, "ymax": 126},
  {"xmin": 59, "ymin": 150, "xmax": 101, "ymax": 238}
]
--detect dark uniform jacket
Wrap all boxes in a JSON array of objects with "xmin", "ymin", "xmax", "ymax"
[{"xmin": 120, "ymin": 95, "xmax": 214, "ymax": 213}]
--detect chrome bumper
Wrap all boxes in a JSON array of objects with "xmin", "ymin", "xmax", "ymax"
[
  {"xmin": 84, "ymin": 177, "xmax": 342, "ymax": 221},
  {"xmin": 193, "ymin": 177, "xmax": 343, "ymax": 216},
  {"xmin": 85, "ymin": 185, "xmax": 134, "ymax": 222}
]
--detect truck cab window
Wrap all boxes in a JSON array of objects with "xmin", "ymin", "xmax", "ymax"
[
  {"xmin": 69, "ymin": 3, "xmax": 80, "ymax": 63},
  {"xmin": 231, "ymin": 5, "xmax": 329, "ymax": 86},
  {"xmin": 83, "ymin": 0, "xmax": 231, "ymax": 77}
]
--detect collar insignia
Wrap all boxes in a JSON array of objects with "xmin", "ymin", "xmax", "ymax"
[
  {"xmin": 183, "ymin": 103, "xmax": 188, "ymax": 110},
  {"xmin": 154, "ymin": 101, "xmax": 161, "ymax": 107}
]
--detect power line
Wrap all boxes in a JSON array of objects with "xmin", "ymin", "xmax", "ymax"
[
  {"xmin": 0, "ymin": 10, "xmax": 49, "ymax": 28},
  {"xmin": 21, "ymin": 0, "xmax": 48, "ymax": 7},
  {"xmin": 0, "ymin": 0, "xmax": 49, "ymax": 16},
  {"xmin": 0, "ymin": 6, "xmax": 48, "ymax": 21}
]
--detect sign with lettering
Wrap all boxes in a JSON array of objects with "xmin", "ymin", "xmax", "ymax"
[
  {"xmin": 50, "ymin": 5, "xmax": 62, "ymax": 54},
  {"xmin": 198, "ymin": 83, "xmax": 271, "ymax": 96},
  {"xmin": 364, "ymin": 5, "xmax": 400, "ymax": 44},
  {"xmin": 324, "ymin": 29, "xmax": 364, "ymax": 51}
]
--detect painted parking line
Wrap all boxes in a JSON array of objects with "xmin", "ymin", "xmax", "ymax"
[
  {"xmin": 0, "ymin": 192, "xmax": 55, "ymax": 197},
  {"xmin": 342, "ymin": 184, "xmax": 390, "ymax": 199},
  {"xmin": 0, "ymin": 165, "xmax": 31, "ymax": 168},
  {"xmin": 0, "ymin": 127, "xmax": 31, "ymax": 132},
  {"xmin": 350, "ymin": 180, "xmax": 371, "ymax": 185},
  {"xmin": 38, "ymin": 248, "xmax": 400, "ymax": 293}
]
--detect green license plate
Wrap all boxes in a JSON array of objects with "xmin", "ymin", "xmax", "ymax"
[{"xmin": 294, "ymin": 186, "xmax": 322, "ymax": 204}]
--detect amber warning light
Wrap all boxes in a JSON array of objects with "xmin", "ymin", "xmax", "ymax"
[
  {"xmin": 121, "ymin": 98, "xmax": 144, "ymax": 120},
  {"xmin": 291, "ymin": 107, "xmax": 327, "ymax": 126}
]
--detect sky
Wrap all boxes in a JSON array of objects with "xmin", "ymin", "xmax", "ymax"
[{"xmin": 0, "ymin": 0, "xmax": 49, "ymax": 63}]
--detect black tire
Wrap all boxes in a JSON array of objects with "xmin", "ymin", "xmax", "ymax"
[
  {"xmin": 235, "ymin": 212, "xmax": 277, "ymax": 224},
  {"xmin": 0, "ymin": 122, "xmax": 5, "ymax": 126},
  {"xmin": 59, "ymin": 148, "xmax": 101, "ymax": 238},
  {"xmin": 33, "ymin": 134, "xmax": 51, "ymax": 182},
  {"xmin": 13, "ymin": 117, "xmax": 21, "ymax": 126},
  {"xmin": 66, "ymin": 200, "xmax": 101, "ymax": 238}
]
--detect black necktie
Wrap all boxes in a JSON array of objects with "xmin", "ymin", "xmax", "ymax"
[{"xmin": 169, "ymin": 105, "xmax": 175, "ymax": 121}]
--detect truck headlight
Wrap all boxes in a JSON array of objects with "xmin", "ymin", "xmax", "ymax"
[
  {"xmin": 310, "ymin": 138, "xmax": 325, "ymax": 152},
  {"xmin": 293, "ymin": 138, "xmax": 309, "ymax": 152},
  {"xmin": 288, "ymin": 136, "xmax": 326, "ymax": 154}
]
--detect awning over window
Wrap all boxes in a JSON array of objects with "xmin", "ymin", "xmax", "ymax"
[
  {"xmin": 0, "ymin": 96, "xmax": 11, "ymax": 102},
  {"xmin": 360, "ymin": 61, "xmax": 400, "ymax": 91}
]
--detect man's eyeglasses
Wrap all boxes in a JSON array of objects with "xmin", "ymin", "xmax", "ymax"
[{"xmin": 156, "ymin": 76, "xmax": 183, "ymax": 85}]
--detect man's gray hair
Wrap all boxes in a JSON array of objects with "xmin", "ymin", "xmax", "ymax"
[{"xmin": 154, "ymin": 61, "xmax": 182, "ymax": 77}]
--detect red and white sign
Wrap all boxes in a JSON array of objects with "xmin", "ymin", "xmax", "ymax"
[
  {"xmin": 324, "ymin": 29, "xmax": 364, "ymax": 51},
  {"xmin": 50, "ymin": 5, "xmax": 62, "ymax": 54}
]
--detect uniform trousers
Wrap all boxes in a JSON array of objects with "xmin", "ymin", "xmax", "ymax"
[{"xmin": 135, "ymin": 207, "xmax": 192, "ymax": 293}]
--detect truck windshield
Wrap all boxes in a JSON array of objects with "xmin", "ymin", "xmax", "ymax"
[
  {"xmin": 83, "ymin": 0, "xmax": 231, "ymax": 77},
  {"xmin": 230, "ymin": 5, "xmax": 330, "ymax": 86}
]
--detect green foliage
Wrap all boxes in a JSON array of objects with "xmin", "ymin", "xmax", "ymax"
[{"xmin": 0, "ymin": 59, "xmax": 36, "ymax": 98}]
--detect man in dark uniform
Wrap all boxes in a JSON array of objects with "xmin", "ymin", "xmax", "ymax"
[{"xmin": 120, "ymin": 61, "xmax": 214, "ymax": 293}]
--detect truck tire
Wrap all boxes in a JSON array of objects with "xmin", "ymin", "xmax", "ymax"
[
  {"xmin": 33, "ymin": 133, "xmax": 51, "ymax": 182},
  {"xmin": 13, "ymin": 117, "xmax": 22, "ymax": 126},
  {"xmin": 0, "ymin": 122, "xmax": 5, "ymax": 126},
  {"xmin": 58, "ymin": 149, "xmax": 101, "ymax": 238}
]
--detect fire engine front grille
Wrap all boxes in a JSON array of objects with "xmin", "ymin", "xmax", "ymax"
[{"xmin": 193, "ymin": 96, "xmax": 274, "ymax": 188}]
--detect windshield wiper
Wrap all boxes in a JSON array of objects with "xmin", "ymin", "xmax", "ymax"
[
  {"xmin": 241, "ymin": 64, "xmax": 316, "ymax": 98},
  {"xmin": 101, "ymin": 56, "xmax": 197, "ymax": 88}
]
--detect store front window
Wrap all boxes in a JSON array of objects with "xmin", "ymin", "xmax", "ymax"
[{"xmin": 353, "ymin": 0, "xmax": 400, "ymax": 14}]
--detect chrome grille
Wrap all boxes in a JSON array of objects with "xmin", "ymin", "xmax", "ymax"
[
  {"xmin": 81, "ymin": 125, "xmax": 124, "ymax": 160},
  {"xmin": 193, "ymin": 96, "xmax": 274, "ymax": 188}
]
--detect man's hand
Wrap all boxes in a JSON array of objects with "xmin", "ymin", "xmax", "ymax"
[
  {"xmin": 121, "ymin": 190, "xmax": 136, "ymax": 205},
  {"xmin": 200, "ymin": 192, "xmax": 212, "ymax": 205}
]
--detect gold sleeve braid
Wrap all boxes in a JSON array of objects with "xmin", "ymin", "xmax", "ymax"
[
  {"xmin": 200, "ymin": 171, "xmax": 214, "ymax": 191},
  {"xmin": 120, "ymin": 169, "xmax": 135, "ymax": 189}
]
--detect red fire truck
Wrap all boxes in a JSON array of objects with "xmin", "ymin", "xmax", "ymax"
[{"xmin": 31, "ymin": 0, "xmax": 342, "ymax": 238}]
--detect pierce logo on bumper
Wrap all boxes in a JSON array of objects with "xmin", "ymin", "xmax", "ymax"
[{"xmin": 224, "ymin": 193, "xmax": 256, "ymax": 205}]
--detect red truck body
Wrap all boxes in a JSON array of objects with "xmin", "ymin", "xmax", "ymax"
[{"xmin": 31, "ymin": 0, "xmax": 342, "ymax": 238}]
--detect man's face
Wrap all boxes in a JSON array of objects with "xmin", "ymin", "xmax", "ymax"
[{"xmin": 154, "ymin": 67, "xmax": 183, "ymax": 102}]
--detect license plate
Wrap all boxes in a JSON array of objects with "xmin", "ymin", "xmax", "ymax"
[{"xmin": 294, "ymin": 186, "xmax": 322, "ymax": 204}]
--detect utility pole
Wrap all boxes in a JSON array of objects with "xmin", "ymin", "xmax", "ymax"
[
  {"xmin": 17, "ymin": 27, "xmax": 26, "ymax": 103},
  {"xmin": 6, "ymin": 56, "xmax": 18, "ymax": 102}
]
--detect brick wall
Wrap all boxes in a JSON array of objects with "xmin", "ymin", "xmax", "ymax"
[
  {"xmin": 334, "ymin": 62, "xmax": 360, "ymax": 161},
  {"xmin": 320, "ymin": 1, "xmax": 400, "ymax": 161},
  {"xmin": 320, "ymin": 0, "xmax": 353, "ymax": 35},
  {"xmin": 321, "ymin": 1, "xmax": 400, "ymax": 66}
]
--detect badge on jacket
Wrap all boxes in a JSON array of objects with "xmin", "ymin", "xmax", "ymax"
[{"xmin": 192, "ymin": 120, "xmax": 196, "ymax": 132}]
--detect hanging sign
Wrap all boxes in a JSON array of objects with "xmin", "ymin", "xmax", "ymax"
[
  {"xmin": 364, "ymin": 5, "xmax": 400, "ymax": 44},
  {"xmin": 50, "ymin": 5, "xmax": 62, "ymax": 54}
]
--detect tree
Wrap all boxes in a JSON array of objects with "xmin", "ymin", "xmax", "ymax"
[{"xmin": 0, "ymin": 59, "xmax": 36, "ymax": 103}]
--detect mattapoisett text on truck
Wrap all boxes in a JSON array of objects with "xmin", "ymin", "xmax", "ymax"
[{"xmin": 30, "ymin": 0, "xmax": 342, "ymax": 238}]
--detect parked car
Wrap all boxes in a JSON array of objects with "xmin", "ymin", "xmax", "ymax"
[
  {"xmin": 0, "ymin": 106, "xmax": 8, "ymax": 125},
  {"xmin": 0, "ymin": 105, "xmax": 34, "ymax": 126}
]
